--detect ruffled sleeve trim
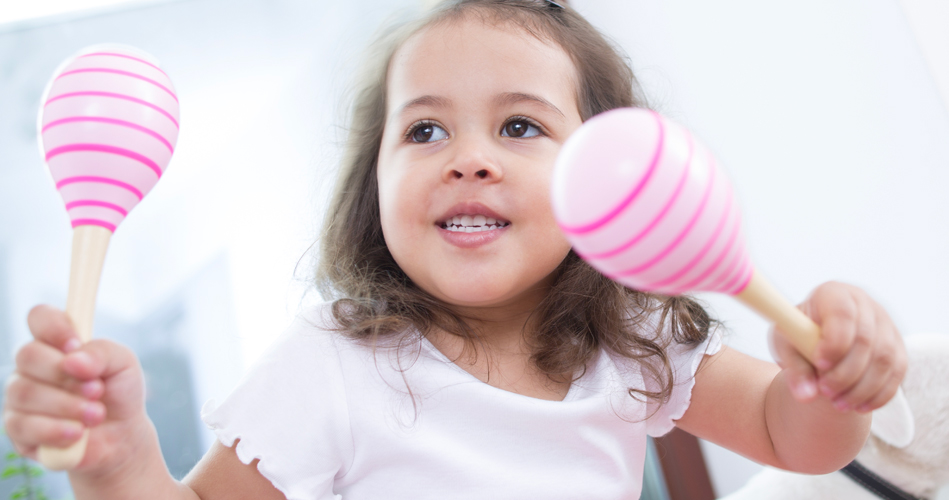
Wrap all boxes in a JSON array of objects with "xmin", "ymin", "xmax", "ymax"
[
  {"xmin": 198, "ymin": 306, "xmax": 353, "ymax": 500},
  {"xmin": 201, "ymin": 399, "xmax": 307, "ymax": 500},
  {"xmin": 645, "ymin": 326, "xmax": 723, "ymax": 437}
]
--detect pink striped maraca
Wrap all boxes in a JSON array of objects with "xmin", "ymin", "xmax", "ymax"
[
  {"xmin": 552, "ymin": 108, "xmax": 819, "ymax": 363},
  {"xmin": 36, "ymin": 44, "xmax": 180, "ymax": 470}
]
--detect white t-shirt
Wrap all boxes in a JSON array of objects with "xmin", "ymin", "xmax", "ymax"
[{"xmin": 200, "ymin": 302, "xmax": 722, "ymax": 500}]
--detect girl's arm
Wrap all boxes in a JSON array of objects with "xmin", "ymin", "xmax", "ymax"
[
  {"xmin": 675, "ymin": 346, "xmax": 869, "ymax": 473},
  {"xmin": 184, "ymin": 440, "xmax": 288, "ymax": 500},
  {"xmin": 66, "ymin": 415, "xmax": 200, "ymax": 499},
  {"xmin": 69, "ymin": 433, "xmax": 286, "ymax": 500},
  {"xmin": 675, "ymin": 282, "xmax": 905, "ymax": 474}
]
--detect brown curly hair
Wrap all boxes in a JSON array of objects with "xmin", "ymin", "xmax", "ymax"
[{"xmin": 315, "ymin": 0, "xmax": 714, "ymax": 406}]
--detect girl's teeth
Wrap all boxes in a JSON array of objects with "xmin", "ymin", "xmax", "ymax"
[
  {"xmin": 445, "ymin": 224, "xmax": 507, "ymax": 232},
  {"xmin": 442, "ymin": 215, "xmax": 510, "ymax": 232}
]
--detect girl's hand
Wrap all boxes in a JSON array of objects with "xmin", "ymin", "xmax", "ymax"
[
  {"xmin": 2, "ymin": 305, "xmax": 152, "ymax": 475},
  {"xmin": 769, "ymin": 282, "xmax": 907, "ymax": 413}
]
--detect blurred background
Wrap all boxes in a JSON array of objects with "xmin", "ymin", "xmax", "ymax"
[{"xmin": 0, "ymin": 0, "xmax": 947, "ymax": 498}]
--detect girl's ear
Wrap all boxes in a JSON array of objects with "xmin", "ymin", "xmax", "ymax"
[{"xmin": 870, "ymin": 385, "xmax": 914, "ymax": 448}]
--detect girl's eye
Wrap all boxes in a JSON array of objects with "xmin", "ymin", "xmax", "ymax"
[
  {"xmin": 410, "ymin": 123, "xmax": 449, "ymax": 143},
  {"xmin": 501, "ymin": 119, "xmax": 541, "ymax": 138}
]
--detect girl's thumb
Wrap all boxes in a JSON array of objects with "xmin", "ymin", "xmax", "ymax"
[
  {"xmin": 61, "ymin": 339, "xmax": 140, "ymax": 382},
  {"xmin": 770, "ymin": 326, "xmax": 818, "ymax": 402}
]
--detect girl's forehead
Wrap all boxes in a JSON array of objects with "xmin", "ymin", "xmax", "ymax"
[{"xmin": 386, "ymin": 17, "xmax": 579, "ymax": 117}]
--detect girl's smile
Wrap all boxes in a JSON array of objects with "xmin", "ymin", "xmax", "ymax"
[
  {"xmin": 376, "ymin": 16, "xmax": 584, "ymax": 309},
  {"xmin": 436, "ymin": 201, "xmax": 511, "ymax": 248}
]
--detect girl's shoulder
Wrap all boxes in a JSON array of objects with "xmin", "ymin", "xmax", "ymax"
[
  {"xmin": 236, "ymin": 302, "xmax": 349, "ymax": 374},
  {"xmin": 201, "ymin": 301, "xmax": 361, "ymax": 498},
  {"xmin": 258, "ymin": 301, "xmax": 426, "ymax": 388},
  {"xmin": 603, "ymin": 316, "xmax": 724, "ymax": 438},
  {"xmin": 605, "ymin": 311, "xmax": 723, "ymax": 372},
  {"xmin": 272, "ymin": 301, "xmax": 390, "ymax": 359}
]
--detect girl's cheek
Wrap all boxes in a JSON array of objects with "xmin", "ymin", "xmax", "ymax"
[
  {"xmin": 377, "ymin": 166, "xmax": 422, "ymax": 241},
  {"xmin": 376, "ymin": 176, "xmax": 401, "ymax": 238}
]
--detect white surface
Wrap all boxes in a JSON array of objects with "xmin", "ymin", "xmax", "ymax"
[
  {"xmin": 899, "ymin": 0, "xmax": 949, "ymax": 113},
  {"xmin": 0, "ymin": 0, "xmax": 140, "ymax": 25}
]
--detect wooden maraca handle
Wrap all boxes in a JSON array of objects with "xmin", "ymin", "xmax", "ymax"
[
  {"xmin": 735, "ymin": 270, "xmax": 821, "ymax": 364},
  {"xmin": 37, "ymin": 226, "xmax": 111, "ymax": 470}
]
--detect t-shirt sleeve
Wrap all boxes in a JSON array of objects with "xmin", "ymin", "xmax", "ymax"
[
  {"xmin": 643, "ymin": 324, "xmax": 723, "ymax": 437},
  {"xmin": 200, "ymin": 311, "xmax": 353, "ymax": 500}
]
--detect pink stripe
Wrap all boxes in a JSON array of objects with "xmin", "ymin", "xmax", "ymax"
[
  {"xmin": 559, "ymin": 110, "xmax": 665, "ymax": 235},
  {"xmin": 45, "ymin": 91, "xmax": 179, "ymax": 129},
  {"xmin": 43, "ymin": 116, "xmax": 174, "ymax": 153},
  {"xmin": 46, "ymin": 143, "xmax": 163, "ymax": 179},
  {"xmin": 78, "ymin": 52, "xmax": 168, "ymax": 77},
  {"xmin": 675, "ymin": 208, "xmax": 743, "ymax": 292},
  {"xmin": 710, "ymin": 246, "xmax": 750, "ymax": 294},
  {"xmin": 71, "ymin": 219, "xmax": 117, "ymax": 232},
  {"xmin": 56, "ymin": 176, "xmax": 143, "ymax": 200},
  {"xmin": 65, "ymin": 200, "xmax": 128, "ymax": 216},
  {"xmin": 615, "ymin": 153, "xmax": 718, "ymax": 277},
  {"xmin": 728, "ymin": 262, "xmax": 755, "ymax": 295},
  {"xmin": 701, "ymin": 244, "xmax": 745, "ymax": 293},
  {"xmin": 723, "ymin": 256, "xmax": 754, "ymax": 295},
  {"xmin": 57, "ymin": 68, "xmax": 178, "ymax": 102},
  {"xmin": 581, "ymin": 135, "xmax": 694, "ymax": 260},
  {"xmin": 642, "ymin": 187, "xmax": 734, "ymax": 290}
]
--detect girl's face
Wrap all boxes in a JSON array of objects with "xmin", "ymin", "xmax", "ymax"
[{"xmin": 377, "ymin": 18, "xmax": 583, "ymax": 312}]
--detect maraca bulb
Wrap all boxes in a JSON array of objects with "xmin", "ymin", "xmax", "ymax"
[
  {"xmin": 39, "ymin": 45, "xmax": 180, "ymax": 232},
  {"xmin": 552, "ymin": 108, "xmax": 753, "ymax": 296}
]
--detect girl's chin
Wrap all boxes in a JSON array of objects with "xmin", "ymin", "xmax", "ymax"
[
  {"xmin": 428, "ymin": 280, "xmax": 549, "ymax": 312},
  {"xmin": 436, "ymin": 291, "xmax": 515, "ymax": 309},
  {"xmin": 427, "ymin": 282, "xmax": 519, "ymax": 308}
]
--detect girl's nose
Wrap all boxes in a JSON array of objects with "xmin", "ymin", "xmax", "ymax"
[{"xmin": 442, "ymin": 139, "xmax": 503, "ymax": 183}]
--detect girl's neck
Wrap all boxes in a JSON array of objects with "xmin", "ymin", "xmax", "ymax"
[
  {"xmin": 425, "ymin": 315, "xmax": 573, "ymax": 402},
  {"xmin": 440, "ymin": 274, "xmax": 554, "ymax": 353}
]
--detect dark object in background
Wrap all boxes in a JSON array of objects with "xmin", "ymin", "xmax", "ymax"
[{"xmin": 655, "ymin": 428, "xmax": 716, "ymax": 500}]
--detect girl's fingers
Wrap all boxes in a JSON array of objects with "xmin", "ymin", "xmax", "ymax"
[
  {"xmin": 27, "ymin": 305, "xmax": 79, "ymax": 350},
  {"xmin": 815, "ymin": 296, "xmax": 877, "ymax": 399},
  {"xmin": 4, "ymin": 374, "xmax": 105, "ymax": 426},
  {"xmin": 810, "ymin": 285, "xmax": 859, "ymax": 371},
  {"xmin": 2, "ymin": 409, "xmax": 85, "ymax": 450},
  {"xmin": 13, "ymin": 342, "xmax": 106, "ymax": 400},
  {"xmin": 830, "ymin": 360, "xmax": 891, "ymax": 412},
  {"xmin": 15, "ymin": 341, "xmax": 72, "ymax": 386},
  {"xmin": 858, "ymin": 375, "xmax": 904, "ymax": 413},
  {"xmin": 838, "ymin": 328, "xmax": 906, "ymax": 412},
  {"xmin": 64, "ymin": 339, "xmax": 140, "ymax": 382}
]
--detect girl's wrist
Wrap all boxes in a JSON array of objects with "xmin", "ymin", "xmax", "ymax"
[
  {"xmin": 68, "ymin": 417, "xmax": 181, "ymax": 500},
  {"xmin": 768, "ymin": 370, "xmax": 871, "ymax": 473}
]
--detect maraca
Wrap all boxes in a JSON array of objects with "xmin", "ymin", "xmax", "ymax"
[
  {"xmin": 552, "ymin": 108, "xmax": 819, "ymax": 363},
  {"xmin": 37, "ymin": 44, "xmax": 180, "ymax": 470}
]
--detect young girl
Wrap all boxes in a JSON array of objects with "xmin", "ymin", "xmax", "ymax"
[{"xmin": 4, "ymin": 1, "xmax": 907, "ymax": 499}]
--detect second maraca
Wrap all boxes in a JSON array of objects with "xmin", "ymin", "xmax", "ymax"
[
  {"xmin": 552, "ymin": 108, "xmax": 820, "ymax": 363},
  {"xmin": 38, "ymin": 44, "xmax": 180, "ymax": 470}
]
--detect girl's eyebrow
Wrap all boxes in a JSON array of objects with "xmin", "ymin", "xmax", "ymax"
[
  {"xmin": 392, "ymin": 95, "xmax": 453, "ymax": 122},
  {"xmin": 390, "ymin": 92, "xmax": 564, "ymax": 122},
  {"xmin": 494, "ymin": 92, "xmax": 565, "ymax": 119}
]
